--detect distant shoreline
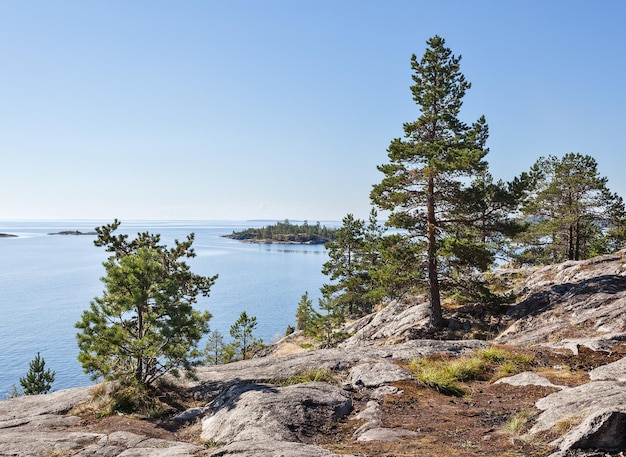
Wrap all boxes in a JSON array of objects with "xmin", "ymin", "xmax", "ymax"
[
  {"xmin": 47, "ymin": 230, "xmax": 97, "ymax": 236},
  {"xmin": 223, "ymin": 235, "xmax": 328, "ymax": 245},
  {"xmin": 0, "ymin": 233, "xmax": 17, "ymax": 238}
]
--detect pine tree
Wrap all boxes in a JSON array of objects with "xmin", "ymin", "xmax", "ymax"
[
  {"xmin": 204, "ymin": 330, "xmax": 227, "ymax": 365},
  {"xmin": 230, "ymin": 311, "xmax": 259, "ymax": 360},
  {"xmin": 371, "ymin": 36, "xmax": 495, "ymax": 327},
  {"xmin": 75, "ymin": 220, "xmax": 216, "ymax": 388},
  {"xmin": 295, "ymin": 291, "xmax": 317, "ymax": 334},
  {"xmin": 516, "ymin": 153, "xmax": 625, "ymax": 264},
  {"xmin": 20, "ymin": 352, "xmax": 55, "ymax": 395},
  {"xmin": 321, "ymin": 214, "xmax": 375, "ymax": 317}
]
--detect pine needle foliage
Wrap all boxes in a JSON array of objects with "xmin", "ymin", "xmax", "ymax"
[
  {"xmin": 75, "ymin": 220, "xmax": 216, "ymax": 389},
  {"xmin": 19, "ymin": 352, "xmax": 55, "ymax": 395},
  {"xmin": 371, "ymin": 36, "xmax": 520, "ymax": 327}
]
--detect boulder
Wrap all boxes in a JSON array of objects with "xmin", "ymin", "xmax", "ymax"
[
  {"xmin": 352, "ymin": 400, "xmax": 417, "ymax": 442},
  {"xmin": 345, "ymin": 361, "xmax": 413, "ymax": 388},
  {"xmin": 201, "ymin": 382, "xmax": 352, "ymax": 444},
  {"xmin": 529, "ymin": 380, "xmax": 626, "ymax": 455},
  {"xmin": 589, "ymin": 356, "xmax": 626, "ymax": 382},
  {"xmin": 495, "ymin": 372, "xmax": 565, "ymax": 389},
  {"xmin": 557, "ymin": 409, "xmax": 626, "ymax": 452}
]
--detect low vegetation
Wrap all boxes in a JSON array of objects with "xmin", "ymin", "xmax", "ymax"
[
  {"xmin": 277, "ymin": 367, "xmax": 338, "ymax": 386},
  {"xmin": 409, "ymin": 347, "xmax": 534, "ymax": 397}
]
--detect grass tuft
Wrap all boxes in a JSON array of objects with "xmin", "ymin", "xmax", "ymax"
[
  {"xmin": 502, "ymin": 409, "xmax": 536, "ymax": 435},
  {"xmin": 277, "ymin": 367, "xmax": 338, "ymax": 386},
  {"xmin": 409, "ymin": 346, "xmax": 535, "ymax": 396}
]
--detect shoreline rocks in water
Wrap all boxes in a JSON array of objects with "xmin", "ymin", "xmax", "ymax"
[{"xmin": 0, "ymin": 233, "xmax": 17, "ymax": 238}]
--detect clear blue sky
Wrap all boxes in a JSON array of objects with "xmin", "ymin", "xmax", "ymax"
[{"xmin": 1, "ymin": 1, "xmax": 625, "ymax": 221}]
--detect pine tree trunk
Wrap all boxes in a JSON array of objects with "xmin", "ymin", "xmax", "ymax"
[{"xmin": 427, "ymin": 175, "xmax": 444, "ymax": 328}]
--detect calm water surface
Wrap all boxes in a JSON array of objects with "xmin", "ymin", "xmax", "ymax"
[{"xmin": 0, "ymin": 220, "xmax": 330, "ymax": 398}]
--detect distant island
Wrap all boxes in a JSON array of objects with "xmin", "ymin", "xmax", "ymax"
[
  {"xmin": 223, "ymin": 220, "xmax": 336, "ymax": 245},
  {"xmin": 48, "ymin": 230, "xmax": 97, "ymax": 236},
  {"xmin": 0, "ymin": 233, "xmax": 17, "ymax": 238}
]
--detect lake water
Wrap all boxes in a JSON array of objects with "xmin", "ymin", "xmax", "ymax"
[{"xmin": 0, "ymin": 220, "xmax": 331, "ymax": 398}]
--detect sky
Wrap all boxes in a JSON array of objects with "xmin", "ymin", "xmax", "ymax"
[{"xmin": 1, "ymin": 1, "xmax": 625, "ymax": 221}]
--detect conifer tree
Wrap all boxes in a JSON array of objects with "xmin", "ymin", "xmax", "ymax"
[
  {"xmin": 75, "ymin": 220, "xmax": 216, "ymax": 388},
  {"xmin": 229, "ymin": 311, "xmax": 259, "ymax": 360},
  {"xmin": 20, "ymin": 352, "xmax": 55, "ymax": 395},
  {"xmin": 295, "ymin": 291, "xmax": 316, "ymax": 334},
  {"xmin": 204, "ymin": 330, "xmax": 227, "ymax": 365},
  {"xmin": 321, "ymin": 214, "xmax": 373, "ymax": 317},
  {"xmin": 516, "ymin": 153, "xmax": 625, "ymax": 264},
  {"xmin": 371, "ymin": 36, "xmax": 498, "ymax": 327}
]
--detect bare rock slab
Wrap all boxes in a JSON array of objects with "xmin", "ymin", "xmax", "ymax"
[
  {"xmin": 530, "ymin": 380, "xmax": 626, "ymax": 454},
  {"xmin": 201, "ymin": 382, "xmax": 352, "ymax": 444},
  {"xmin": 346, "ymin": 361, "xmax": 413, "ymax": 388},
  {"xmin": 589, "ymin": 356, "xmax": 626, "ymax": 382},
  {"xmin": 495, "ymin": 372, "xmax": 565, "ymax": 389}
]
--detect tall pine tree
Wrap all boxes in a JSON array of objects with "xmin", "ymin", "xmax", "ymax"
[{"xmin": 371, "ymin": 36, "xmax": 500, "ymax": 327}]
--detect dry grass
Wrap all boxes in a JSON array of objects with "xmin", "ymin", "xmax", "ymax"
[{"xmin": 502, "ymin": 409, "xmax": 537, "ymax": 436}]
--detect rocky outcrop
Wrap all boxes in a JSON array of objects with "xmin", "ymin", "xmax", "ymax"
[
  {"xmin": 0, "ymin": 387, "xmax": 202, "ymax": 456},
  {"xmin": 200, "ymin": 382, "xmax": 353, "ymax": 456},
  {"xmin": 523, "ymin": 357, "xmax": 626, "ymax": 456},
  {"xmin": 341, "ymin": 297, "xmax": 431, "ymax": 347},
  {"xmin": 345, "ymin": 361, "xmax": 413, "ymax": 388},
  {"xmin": 194, "ymin": 339, "xmax": 487, "ymax": 384},
  {"xmin": 496, "ymin": 251, "xmax": 626, "ymax": 347},
  {"xmin": 5, "ymin": 252, "xmax": 626, "ymax": 455}
]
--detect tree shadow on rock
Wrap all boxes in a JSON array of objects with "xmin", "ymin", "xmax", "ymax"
[{"xmin": 507, "ymin": 275, "xmax": 626, "ymax": 320}]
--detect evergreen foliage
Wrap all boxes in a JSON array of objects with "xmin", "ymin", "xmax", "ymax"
[
  {"xmin": 321, "ymin": 214, "xmax": 374, "ymax": 317},
  {"xmin": 371, "ymin": 36, "xmax": 516, "ymax": 327},
  {"xmin": 225, "ymin": 219, "xmax": 336, "ymax": 244},
  {"xmin": 204, "ymin": 330, "xmax": 228, "ymax": 365},
  {"xmin": 295, "ymin": 291, "xmax": 317, "ymax": 333},
  {"xmin": 515, "ymin": 153, "xmax": 626, "ymax": 264},
  {"xmin": 19, "ymin": 352, "xmax": 55, "ymax": 395},
  {"xmin": 75, "ymin": 220, "xmax": 216, "ymax": 388},
  {"xmin": 229, "ymin": 311, "xmax": 260, "ymax": 360}
]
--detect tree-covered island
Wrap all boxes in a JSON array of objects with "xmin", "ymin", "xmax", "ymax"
[{"xmin": 223, "ymin": 219, "xmax": 337, "ymax": 244}]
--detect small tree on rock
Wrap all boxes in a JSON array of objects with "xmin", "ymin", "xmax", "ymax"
[
  {"xmin": 75, "ymin": 220, "xmax": 216, "ymax": 388},
  {"xmin": 205, "ymin": 330, "xmax": 228, "ymax": 365},
  {"xmin": 20, "ymin": 352, "xmax": 55, "ymax": 395},
  {"xmin": 230, "ymin": 311, "xmax": 260, "ymax": 360}
]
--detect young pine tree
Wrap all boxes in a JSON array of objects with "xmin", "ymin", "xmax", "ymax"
[
  {"xmin": 20, "ymin": 352, "xmax": 55, "ymax": 395},
  {"xmin": 75, "ymin": 220, "xmax": 216, "ymax": 388},
  {"xmin": 230, "ymin": 311, "xmax": 260, "ymax": 360},
  {"xmin": 204, "ymin": 330, "xmax": 227, "ymax": 365}
]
